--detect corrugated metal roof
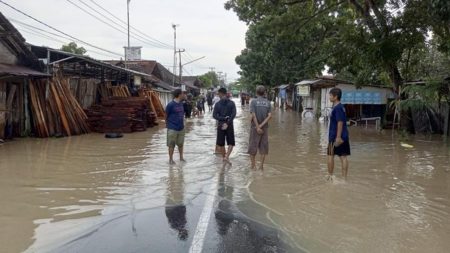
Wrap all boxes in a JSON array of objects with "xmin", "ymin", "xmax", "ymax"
[
  {"xmin": 295, "ymin": 80, "xmax": 321, "ymax": 86},
  {"xmin": 184, "ymin": 82, "xmax": 200, "ymax": 90},
  {"xmin": 0, "ymin": 63, "xmax": 49, "ymax": 77},
  {"xmin": 154, "ymin": 81, "xmax": 176, "ymax": 91}
]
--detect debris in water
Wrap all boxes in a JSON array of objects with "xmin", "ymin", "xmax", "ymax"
[{"xmin": 400, "ymin": 143, "xmax": 414, "ymax": 148}]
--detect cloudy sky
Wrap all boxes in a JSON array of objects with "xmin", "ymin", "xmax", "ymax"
[{"xmin": 0, "ymin": 0, "xmax": 247, "ymax": 81}]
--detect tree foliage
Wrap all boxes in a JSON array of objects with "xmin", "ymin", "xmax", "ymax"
[
  {"xmin": 198, "ymin": 71, "xmax": 219, "ymax": 88},
  {"xmin": 61, "ymin": 42, "xmax": 87, "ymax": 55},
  {"xmin": 226, "ymin": 0, "xmax": 450, "ymax": 91}
]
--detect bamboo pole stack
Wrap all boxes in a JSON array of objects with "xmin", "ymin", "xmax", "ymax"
[
  {"xmin": 28, "ymin": 75, "xmax": 90, "ymax": 138},
  {"xmin": 138, "ymin": 89, "xmax": 166, "ymax": 118}
]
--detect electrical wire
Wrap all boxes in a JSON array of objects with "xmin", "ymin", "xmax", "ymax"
[
  {"xmin": 0, "ymin": 0, "xmax": 123, "ymax": 57},
  {"xmin": 76, "ymin": 0, "xmax": 172, "ymax": 49},
  {"xmin": 10, "ymin": 18, "xmax": 123, "ymax": 58},
  {"xmin": 87, "ymin": 0, "xmax": 173, "ymax": 48},
  {"xmin": 65, "ymin": 0, "xmax": 171, "ymax": 50}
]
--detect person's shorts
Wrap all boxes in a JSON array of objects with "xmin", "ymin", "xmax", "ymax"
[
  {"xmin": 327, "ymin": 141, "xmax": 351, "ymax": 156},
  {"xmin": 167, "ymin": 129, "xmax": 185, "ymax": 148},
  {"xmin": 216, "ymin": 124, "xmax": 235, "ymax": 147},
  {"xmin": 248, "ymin": 126, "xmax": 269, "ymax": 155}
]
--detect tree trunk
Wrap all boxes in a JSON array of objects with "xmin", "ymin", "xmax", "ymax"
[{"xmin": 389, "ymin": 64, "xmax": 403, "ymax": 94}]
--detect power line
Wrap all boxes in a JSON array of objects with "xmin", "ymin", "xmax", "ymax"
[
  {"xmin": 76, "ymin": 0, "xmax": 172, "ymax": 49},
  {"xmin": 9, "ymin": 18, "xmax": 121, "ymax": 58},
  {"xmin": 19, "ymin": 26, "xmax": 67, "ymax": 44},
  {"xmin": 0, "ymin": 0, "xmax": 123, "ymax": 57},
  {"xmin": 65, "ymin": 0, "xmax": 171, "ymax": 50},
  {"xmin": 87, "ymin": 0, "xmax": 173, "ymax": 48},
  {"xmin": 13, "ymin": 22, "xmax": 121, "ymax": 58},
  {"xmin": 183, "ymin": 67, "xmax": 194, "ymax": 76}
]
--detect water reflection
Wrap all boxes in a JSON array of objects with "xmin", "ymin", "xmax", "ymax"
[
  {"xmin": 165, "ymin": 166, "xmax": 188, "ymax": 240},
  {"xmin": 215, "ymin": 164, "xmax": 235, "ymax": 235}
]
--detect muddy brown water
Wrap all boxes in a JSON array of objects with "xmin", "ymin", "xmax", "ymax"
[{"xmin": 1, "ymin": 100, "xmax": 449, "ymax": 253}]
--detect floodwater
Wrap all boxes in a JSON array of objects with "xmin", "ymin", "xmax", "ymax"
[{"xmin": 1, "ymin": 99, "xmax": 449, "ymax": 253}]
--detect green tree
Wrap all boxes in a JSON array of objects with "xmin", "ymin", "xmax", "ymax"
[
  {"xmin": 61, "ymin": 42, "xmax": 87, "ymax": 55},
  {"xmin": 198, "ymin": 71, "xmax": 219, "ymax": 88},
  {"xmin": 225, "ymin": 0, "xmax": 450, "ymax": 92}
]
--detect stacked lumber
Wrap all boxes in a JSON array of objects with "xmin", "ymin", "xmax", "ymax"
[
  {"xmin": 2, "ymin": 81, "xmax": 25, "ymax": 138},
  {"xmin": 138, "ymin": 89, "xmax": 166, "ymax": 118},
  {"xmin": 29, "ymin": 75, "xmax": 90, "ymax": 137},
  {"xmin": 110, "ymin": 85, "xmax": 131, "ymax": 97},
  {"xmin": 69, "ymin": 78, "xmax": 98, "ymax": 109},
  {"xmin": 85, "ymin": 97, "xmax": 157, "ymax": 133},
  {"xmin": 98, "ymin": 82, "xmax": 112, "ymax": 99}
]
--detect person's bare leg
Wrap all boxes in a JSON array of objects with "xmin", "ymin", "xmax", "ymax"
[
  {"xmin": 327, "ymin": 155, "xmax": 334, "ymax": 180},
  {"xmin": 169, "ymin": 147, "xmax": 176, "ymax": 164},
  {"xmin": 178, "ymin": 146, "xmax": 185, "ymax": 162},
  {"xmin": 259, "ymin": 154, "xmax": 266, "ymax": 170},
  {"xmin": 250, "ymin": 154, "xmax": 256, "ymax": 170},
  {"xmin": 218, "ymin": 146, "xmax": 226, "ymax": 158},
  {"xmin": 340, "ymin": 156, "xmax": 348, "ymax": 179},
  {"xmin": 224, "ymin": 145, "xmax": 234, "ymax": 163}
]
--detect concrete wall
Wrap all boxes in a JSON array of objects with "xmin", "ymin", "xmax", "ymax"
[{"xmin": 0, "ymin": 42, "xmax": 17, "ymax": 65}]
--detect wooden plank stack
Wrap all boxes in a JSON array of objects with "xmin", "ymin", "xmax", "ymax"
[
  {"xmin": 138, "ymin": 89, "xmax": 166, "ymax": 118},
  {"xmin": 110, "ymin": 85, "xmax": 131, "ymax": 97},
  {"xmin": 85, "ymin": 97, "xmax": 157, "ymax": 133},
  {"xmin": 28, "ymin": 75, "xmax": 90, "ymax": 138}
]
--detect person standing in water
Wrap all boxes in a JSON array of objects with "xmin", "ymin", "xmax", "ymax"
[
  {"xmin": 213, "ymin": 88, "xmax": 236, "ymax": 163},
  {"xmin": 327, "ymin": 88, "xmax": 350, "ymax": 180},
  {"xmin": 248, "ymin": 85, "xmax": 272, "ymax": 170},
  {"xmin": 212, "ymin": 92, "xmax": 220, "ymax": 108},
  {"xmin": 207, "ymin": 93, "xmax": 213, "ymax": 112},
  {"xmin": 166, "ymin": 89, "xmax": 186, "ymax": 164}
]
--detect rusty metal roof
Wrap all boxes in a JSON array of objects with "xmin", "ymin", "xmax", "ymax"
[{"xmin": 0, "ymin": 63, "xmax": 49, "ymax": 77}]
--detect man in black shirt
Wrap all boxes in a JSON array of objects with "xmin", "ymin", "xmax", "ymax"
[{"xmin": 213, "ymin": 88, "xmax": 237, "ymax": 163}]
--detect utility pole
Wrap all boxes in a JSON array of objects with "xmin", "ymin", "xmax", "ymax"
[
  {"xmin": 127, "ymin": 0, "xmax": 130, "ymax": 50},
  {"xmin": 177, "ymin": 49, "xmax": 186, "ymax": 85},
  {"xmin": 125, "ymin": 0, "xmax": 131, "ymax": 70},
  {"xmin": 172, "ymin": 24, "xmax": 179, "ymax": 86},
  {"xmin": 217, "ymin": 71, "xmax": 223, "ymax": 87}
]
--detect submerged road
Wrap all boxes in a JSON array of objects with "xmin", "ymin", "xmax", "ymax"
[
  {"xmin": 1, "ymin": 98, "xmax": 450, "ymax": 253},
  {"xmin": 0, "ymin": 99, "xmax": 296, "ymax": 253}
]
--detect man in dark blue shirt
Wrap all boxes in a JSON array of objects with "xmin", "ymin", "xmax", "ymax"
[
  {"xmin": 327, "ymin": 88, "xmax": 350, "ymax": 180},
  {"xmin": 213, "ymin": 87, "xmax": 236, "ymax": 163},
  {"xmin": 166, "ymin": 89, "xmax": 186, "ymax": 164}
]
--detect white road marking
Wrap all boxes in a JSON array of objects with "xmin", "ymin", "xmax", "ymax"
[{"xmin": 189, "ymin": 174, "xmax": 219, "ymax": 253}]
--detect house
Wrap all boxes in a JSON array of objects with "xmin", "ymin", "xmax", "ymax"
[
  {"xmin": 29, "ymin": 46, "xmax": 163, "ymax": 109},
  {"xmin": 181, "ymin": 76, "xmax": 202, "ymax": 96},
  {"xmin": 105, "ymin": 60, "xmax": 177, "ymax": 106},
  {"xmin": 296, "ymin": 76, "xmax": 395, "ymax": 127},
  {"xmin": 0, "ymin": 12, "xmax": 49, "ymax": 139}
]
